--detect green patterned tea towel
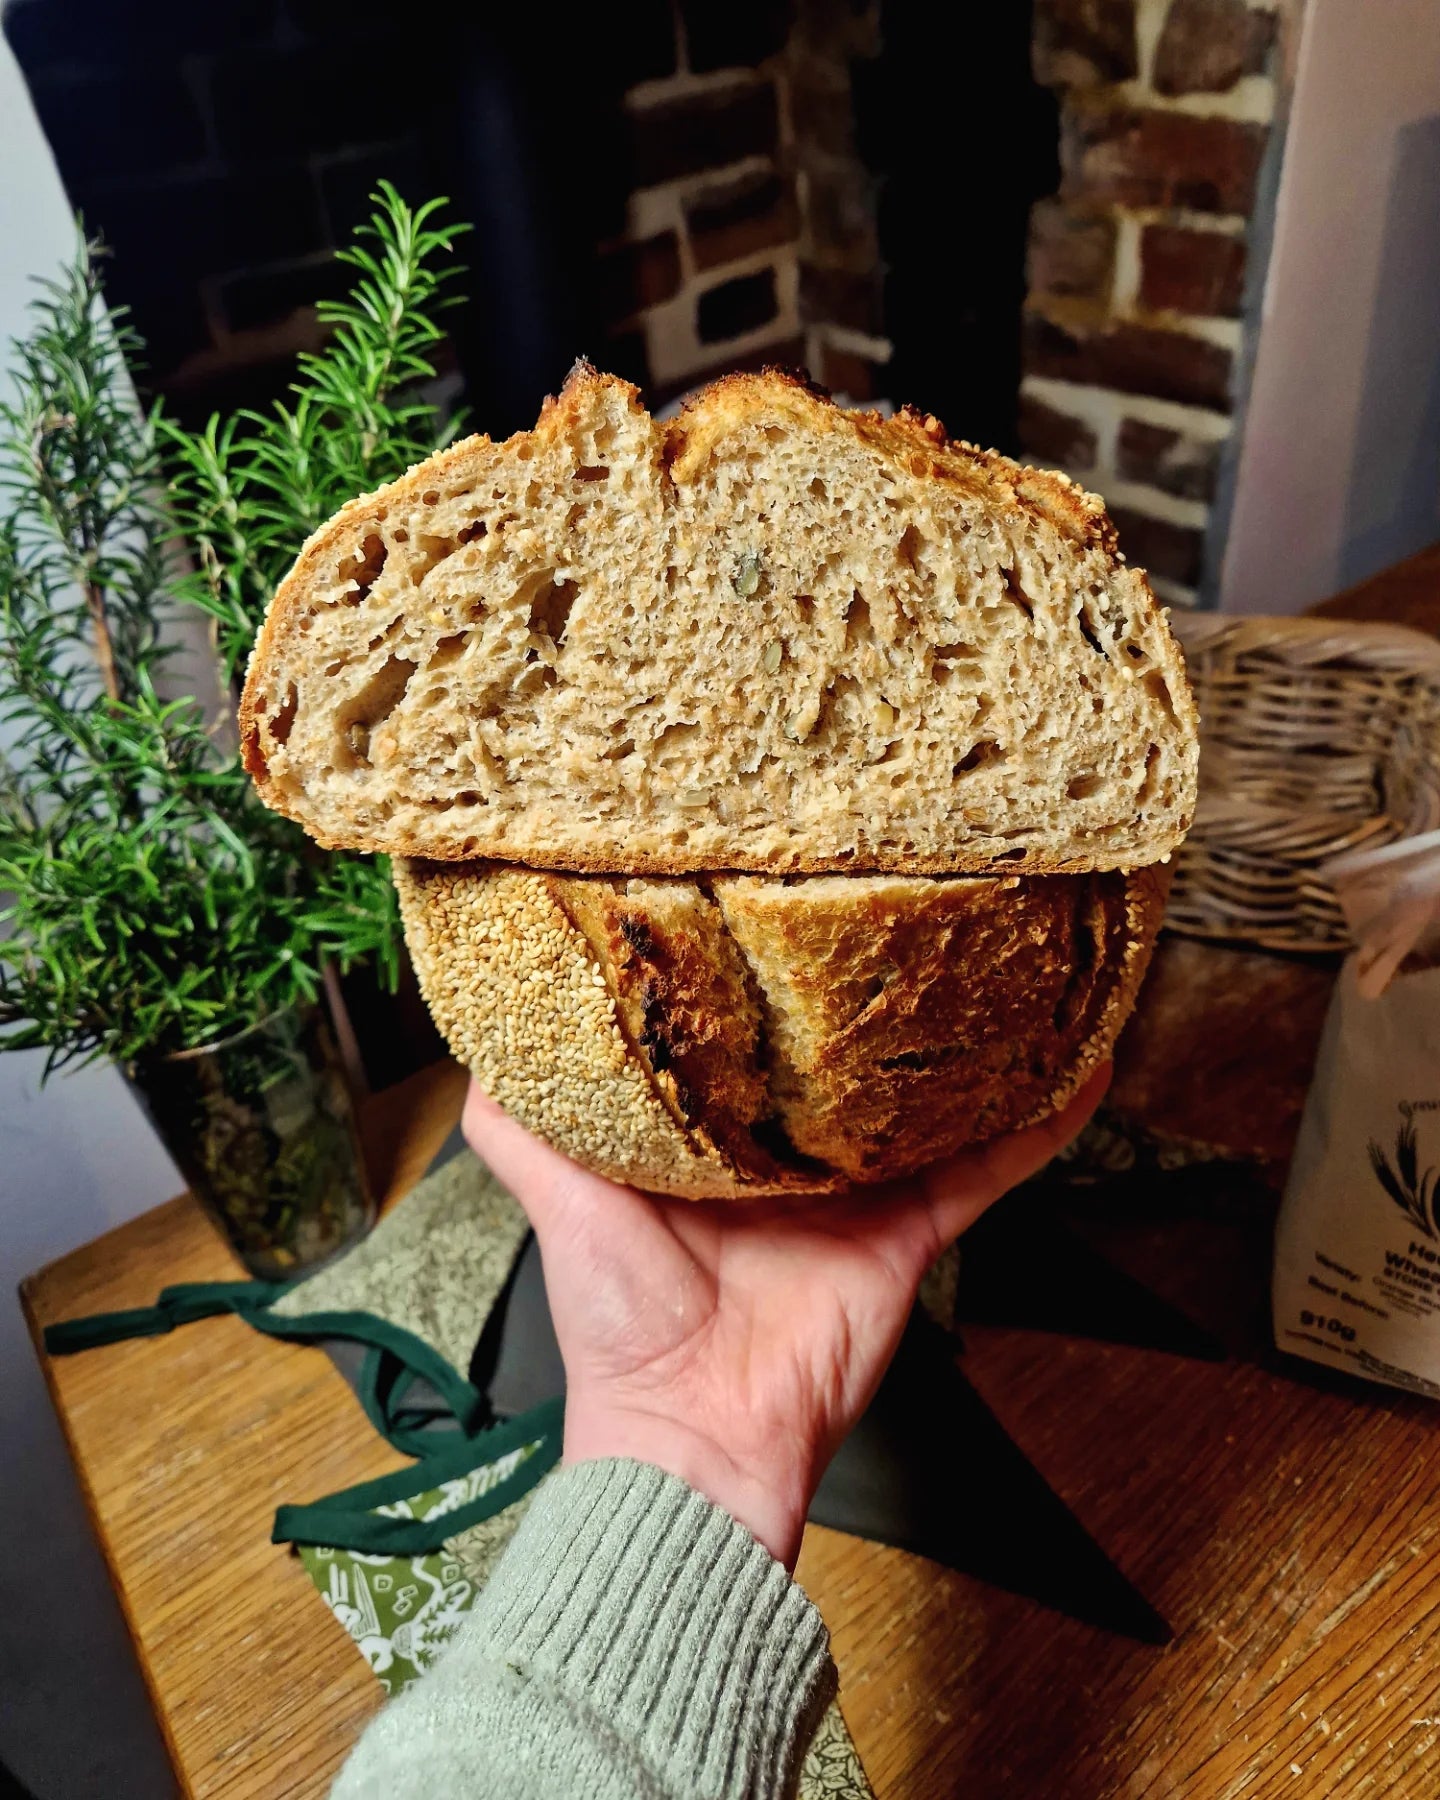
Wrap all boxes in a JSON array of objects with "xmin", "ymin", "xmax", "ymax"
[{"xmin": 298, "ymin": 1434, "xmax": 874, "ymax": 1800}]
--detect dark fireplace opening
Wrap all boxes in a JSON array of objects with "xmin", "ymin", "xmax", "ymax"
[
  {"xmin": 5, "ymin": 0, "xmax": 1285, "ymax": 609},
  {"xmin": 856, "ymin": 0, "xmax": 1058, "ymax": 456}
]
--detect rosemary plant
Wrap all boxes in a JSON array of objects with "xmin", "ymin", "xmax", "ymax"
[
  {"xmin": 0, "ymin": 237, "xmax": 407, "ymax": 1075},
  {"xmin": 163, "ymin": 181, "xmax": 468, "ymax": 683}
]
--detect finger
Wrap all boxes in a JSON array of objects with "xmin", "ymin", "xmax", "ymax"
[
  {"xmin": 461, "ymin": 1083, "xmax": 632, "ymax": 1230},
  {"xmin": 919, "ymin": 1061, "xmax": 1112, "ymax": 1248}
]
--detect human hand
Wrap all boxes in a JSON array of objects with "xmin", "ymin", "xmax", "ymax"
[{"xmin": 463, "ymin": 1070, "xmax": 1109, "ymax": 1569}]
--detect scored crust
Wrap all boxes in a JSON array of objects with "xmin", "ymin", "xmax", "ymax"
[
  {"xmin": 241, "ymin": 364, "xmax": 1198, "ymax": 878},
  {"xmin": 395, "ymin": 857, "xmax": 1168, "ymax": 1199}
]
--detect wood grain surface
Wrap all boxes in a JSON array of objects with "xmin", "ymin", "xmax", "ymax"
[{"xmin": 22, "ymin": 1060, "xmax": 1440, "ymax": 1799}]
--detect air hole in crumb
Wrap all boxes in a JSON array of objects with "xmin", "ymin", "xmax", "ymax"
[
  {"xmin": 1067, "ymin": 771, "xmax": 1103, "ymax": 800},
  {"xmin": 1137, "ymin": 742, "xmax": 1162, "ymax": 802},
  {"xmin": 270, "ymin": 684, "xmax": 298, "ymax": 744},
  {"xmin": 654, "ymin": 721, "xmax": 700, "ymax": 756},
  {"xmin": 457, "ymin": 519, "xmax": 487, "ymax": 544},
  {"xmin": 337, "ymin": 655, "xmax": 416, "ymax": 763},
  {"xmin": 1000, "ymin": 566, "xmax": 1034, "ymax": 617},
  {"xmin": 1078, "ymin": 609, "xmax": 1108, "ymax": 658},
  {"xmin": 455, "ymin": 790, "xmax": 481, "ymax": 806},
  {"xmin": 525, "ymin": 481, "xmax": 541, "ymax": 507},
  {"xmin": 1143, "ymin": 671, "xmax": 1179, "ymax": 726},
  {"xmin": 796, "ymin": 594, "xmax": 815, "ymax": 625},
  {"xmin": 862, "ymin": 965, "xmax": 898, "ymax": 1005},
  {"xmin": 763, "ymin": 426, "xmax": 785, "ymax": 444},
  {"xmin": 421, "ymin": 490, "xmax": 440, "ymax": 507},
  {"xmin": 574, "ymin": 465, "xmax": 609, "ymax": 483},
  {"xmin": 602, "ymin": 738, "xmax": 636, "ymax": 760},
  {"xmin": 529, "ymin": 577, "xmax": 579, "ymax": 645},
  {"xmin": 996, "ymin": 847, "xmax": 1028, "ymax": 862},
  {"xmin": 1123, "ymin": 640, "xmax": 1147, "ymax": 663},
  {"xmin": 392, "ymin": 527, "xmax": 409, "ymax": 544},
  {"xmin": 341, "ymin": 531, "xmax": 387, "ymax": 605},
  {"xmin": 844, "ymin": 592, "xmax": 872, "ymax": 650},
  {"xmin": 930, "ymin": 642, "xmax": 977, "ymax": 687},
  {"xmin": 897, "ymin": 524, "xmax": 923, "ymax": 571},
  {"xmin": 954, "ymin": 739, "xmax": 1003, "ymax": 776},
  {"xmin": 413, "ymin": 532, "xmax": 456, "ymax": 581},
  {"xmin": 808, "ymin": 477, "xmax": 827, "ymax": 500},
  {"xmin": 431, "ymin": 633, "xmax": 468, "ymax": 667}
]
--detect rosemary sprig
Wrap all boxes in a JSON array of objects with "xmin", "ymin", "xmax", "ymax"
[
  {"xmin": 162, "ymin": 181, "xmax": 467, "ymax": 684},
  {"xmin": 0, "ymin": 194, "xmax": 468, "ymax": 1072}
]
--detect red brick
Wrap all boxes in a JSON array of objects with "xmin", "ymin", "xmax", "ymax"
[
  {"xmin": 1023, "ymin": 309, "xmax": 1233, "ymax": 409},
  {"xmin": 804, "ymin": 167, "xmax": 880, "ymax": 274},
  {"xmin": 1154, "ymin": 0, "xmax": 1276, "ymax": 96},
  {"xmin": 648, "ymin": 334, "xmax": 809, "ymax": 408},
  {"xmin": 686, "ymin": 169, "xmax": 798, "ymax": 272},
  {"xmin": 1140, "ymin": 223, "xmax": 1246, "ymax": 317},
  {"xmin": 790, "ymin": 73, "xmax": 857, "ymax": 157},
  {"xmin": 1027, "ymin": 199, "xmax": 1116, "ymax": 301},
  {"xmin": 1110, "ymin": 505, "xmax": 1205, "ymax": 585},
  {"xmin": 800, "ymin": 262, "xmax": 885, "ymax": 335},
  {"xmin": 628, "ymin": 80, "xmax": 779, "ymax": 188},
  {"xmin": 820, "ymin": 343, "xmax": 886, "ymax": 403},
  {"xmin": 1033, "ymin": 0, "xmax": 1138, "ymax": 87},
  {"xmin": 594, "ymin": 233, "xmax": 682, "ymax": 323},
  {"xmin": 1017, "ymin": 393, "xmax": 1099, "ymax": 471},
  {"xmin": 1063, "ymin": 101, "xmax": 1267, "ymax": 213},
  {"xmin": 1116, "ymin": 417, "xmax": 1220, "ymax": 501}
]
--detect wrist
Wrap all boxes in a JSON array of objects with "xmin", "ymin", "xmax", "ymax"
[{"xmin": 563, "ymin": 1402, "xmax": 812, "ymax": 1569}]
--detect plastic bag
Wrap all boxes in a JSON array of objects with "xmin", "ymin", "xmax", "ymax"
[{"xmin": 1272, "ymin": 828, "xmax": 1440, "ymax": 1396}]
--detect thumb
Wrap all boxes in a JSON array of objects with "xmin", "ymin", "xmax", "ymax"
[
  {"xmin": 918, "ymin": 1062, "xmax": 1111, "ymax": 1248},
  {"xmin": 461, "ymin": 1081, "xmax": 658, "ymax": 1241}
]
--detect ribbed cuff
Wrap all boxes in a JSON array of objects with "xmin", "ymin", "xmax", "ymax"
[{"xmin": 463, "ymin": 1458, "xmax": 837, "ymax": 1799}]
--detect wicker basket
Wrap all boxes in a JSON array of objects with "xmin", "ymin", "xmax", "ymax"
[{"xmin": 1166, "ymin": 613, "xmax": 1440, "ymax": 953}]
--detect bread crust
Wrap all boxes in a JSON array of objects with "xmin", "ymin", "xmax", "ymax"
[
  {"xmin": 240, "ymin": 363, "xmax": 1198, "ymax": 877},
  {"xmin": 396, "ymin": 856, "xmax": 1167, "ymax": 1199}
]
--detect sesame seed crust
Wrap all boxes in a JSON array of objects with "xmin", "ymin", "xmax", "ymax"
[{"xmin": 393, "ymin": 856, "xmax": 784, "ymax": 1197}]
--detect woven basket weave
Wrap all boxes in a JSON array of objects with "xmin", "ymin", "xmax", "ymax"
[{"xmin": 1167, "ymin": 613, "xmax": 1440, "ymax": 953}]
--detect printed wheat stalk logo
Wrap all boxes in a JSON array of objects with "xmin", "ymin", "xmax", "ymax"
[{"xmin": 1368, "ymin": 1119, "xmax": 1440, "ymax": 1239}]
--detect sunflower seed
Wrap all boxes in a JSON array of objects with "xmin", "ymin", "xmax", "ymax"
[
  {"xmin": 762, "ymin": 640, "xmax": 783, "ymax": 674},
  {"xmin": 734, "ymin": 551, "xmax": 762, "ymax": 597}
]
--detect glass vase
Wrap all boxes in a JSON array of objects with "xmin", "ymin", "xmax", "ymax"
[{"xmin": 127, "ymin": 1004, "xmax": 374, "ymax": 1282}]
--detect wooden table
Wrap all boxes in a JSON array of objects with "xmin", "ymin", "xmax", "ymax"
[{"xmin": 23, "ymin": 1061, "xmax": 1440, "ymax": 1799}]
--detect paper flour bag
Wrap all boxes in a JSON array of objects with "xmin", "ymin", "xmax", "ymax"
[{"xmin": 1273, "ymin": 829, "xmax": 1440, "ymax": 1396}]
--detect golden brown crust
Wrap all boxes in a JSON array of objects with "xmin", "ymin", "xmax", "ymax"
[
  {"xmin": 240, "ymin": 364, "xmax": 1198, "ymax": 877},
  {"xmin": 398, "ymin": 854, "xmax": 1167, "ymax": 1199},
  {"xmin": 392, "ymin": 856, "xmax": 773, "ymax": 1198},
  {"xmin": 546, "ymin": 875, "xmax": 817, "ymax": 1189}
]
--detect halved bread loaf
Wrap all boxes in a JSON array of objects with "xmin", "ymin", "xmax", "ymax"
[
  {"xmin": 241, "ymin": 365, "xmax": 1197, "ymax": 876},
  {"xmin": 394, "ymin": 858, "xmax": 1166, "ymax": 1198}
]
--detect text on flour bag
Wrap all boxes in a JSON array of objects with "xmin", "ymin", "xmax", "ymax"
[{"xmin": 1273, "ymin": 828, "xmax": 1440, "ymax": 1397}]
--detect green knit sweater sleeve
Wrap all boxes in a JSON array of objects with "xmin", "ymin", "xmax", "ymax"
[{"xmin": 329, "ymin": 1459, "xmax": 838, "ymax": 1800}]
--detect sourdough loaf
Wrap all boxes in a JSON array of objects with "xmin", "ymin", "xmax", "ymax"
[
  {"xmin": 394, "ymin": 858, "xmax": 1166, "ymax": 1198},
  {"xmin": 241, "ymin": 365, "xmax": 1197, "ymax": 877}
]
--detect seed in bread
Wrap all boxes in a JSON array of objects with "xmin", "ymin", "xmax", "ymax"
[{"xmin": 241, "ymin": 364, "xmax": 1197, "ymax": 877}]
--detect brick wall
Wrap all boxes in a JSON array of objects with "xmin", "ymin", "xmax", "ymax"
[
  {"xmin": 620, "ymin": 0, "xmax": 892, "ymax": 407},
  {"xmin": 1018, "ymin": 0, "xmax": 1292, "ymax": 607},
  {"xmin": 3, "ymin": 0, "xmax": 889, "ymax": 425}
]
